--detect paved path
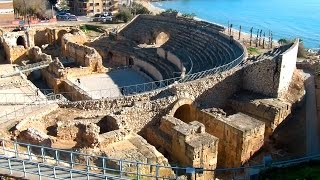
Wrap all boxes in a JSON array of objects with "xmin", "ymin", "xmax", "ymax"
[
  {"xmin": 305, "ymin": 73, "xmax": 320, "ymax": 155},
  {"xmin": 0, "ymin": 156, "xmax": 125, "ymax": 180}
]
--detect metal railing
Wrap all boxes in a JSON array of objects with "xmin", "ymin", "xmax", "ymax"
[
  {"xmin": 0, "ymin": 155, "xmax": 126, "ymax": 180},
  {"xmin": 1, "ymin": 139, "xmax": 320, "ymax": 180},
  {"xmin": 45, "ymin": 51, "xmax": 244, "ymax": 101},
  {"xmin": 0, "ymin": 139, "xmax": 183, "ymax": 179},
  {"xmin": 0, "ymin": 93, "xmax": 67, "ymax": 122}
]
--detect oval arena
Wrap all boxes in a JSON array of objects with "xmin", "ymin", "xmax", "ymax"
[{"xmin": 0, "ymin": 13, "xmax": 305, "ymax": 179}]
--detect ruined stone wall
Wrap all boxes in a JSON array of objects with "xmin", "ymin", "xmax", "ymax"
[
  {"xmin": 194, "ymin": 110, "xmax": 265, "ymax": 168},
  {"xmin": 34, "ymin": 29, "xmax": 49, "ymax": 46},
  {"xmin": 243, "ymin": 40, "xmax": 299, "ymax": 98},
  {"xmin": 1, "ymin": 30, "xmax": 35, "ymax": 63},
  {"xmin": 277, "ymin": 40, "xmax": 299, "ymax": 96},
  {"xmin": 167, "ymin": 51, "xmax": 183, "ymax": 71},
  {"xmin": 56, "ymin": 121, "xmax": 100, "ymax": 148},
  {"xmin": 62, "ymin": 80, "xmax": 92, "ymax": 101},
  {"xmin": 134, "ymin": 58, "xmax": 163, "ymax": 80},
  {"xmin": 243, "ymin": 58, "xmax": 281, "ymax": 97},
  {"xmin": 61, "ymin": 33, "xmax": 104, "ymax": 72},
  {"xmin": 148, "ymin": 116, "xmax": 218, "ymax": 179}
]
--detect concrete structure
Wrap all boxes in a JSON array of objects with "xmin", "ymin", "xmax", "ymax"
[
  {"xmin": 69, "ymin": 0, "xmax": 121, "ymax": 16},
  {"xmin": 0, "ymin": 0, "xmax": 14, "ymax": 25}
]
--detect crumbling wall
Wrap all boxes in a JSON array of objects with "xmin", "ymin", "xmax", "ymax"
[
  {"xmin": 229, "ymin": 91, "xmax": 293, "ymax": 139},
  {"xmin": 1, "ymin": 30, "xmax": 35, "ymax": 63},
  {"xmin": 61, "ymin": 32, "xmax": 104, "ymax": 72},
  {"xmin": 243, "ymin": 40, "xmax": 299, "ymax": 98},
  {"xmin": 56, "ymin": 121, "xmax": 100, "ymax": 148},
  {"xmin": 243, "ymin": 58, "xmax": 281, "ymax": 97},
  {"xmin": 277, "ymin": 39, "xmax": 299, "ymax": 96},
  {"xmin": 146, "ymin": 116, "xmax": 218, "ymax": 179},
  {"xmin": 195, "ymin": 110, "xmax": 265, "ymax": 168}
]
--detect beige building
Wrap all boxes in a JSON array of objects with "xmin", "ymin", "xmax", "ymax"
[
  {"xmin": 0, "ymin": 0, "xmax": 14, "ymax": 24},
  {"xmin": 69, "ymin": 0, "xmax": 122, "ymax": 16}
]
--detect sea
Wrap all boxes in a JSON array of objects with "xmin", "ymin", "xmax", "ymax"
[{"xmin": 152, "ymin": 0, "xmax": 320, "ymax": 48}]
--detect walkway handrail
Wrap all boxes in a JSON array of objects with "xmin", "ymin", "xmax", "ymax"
[
  {"xmin": 0, "ymin": 155, "xmax": 126, "ymax": 180},
  {"xmin": 1, "ymin": 138, "xmax": 320, "ymax": 179}
]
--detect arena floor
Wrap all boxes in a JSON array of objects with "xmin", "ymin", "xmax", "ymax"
[{"xmin": 68, "ymin": 68, "xmax": 152, "ymax": 99}]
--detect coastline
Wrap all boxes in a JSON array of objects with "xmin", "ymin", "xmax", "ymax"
[{"xmin": 135, "ymin": 0, "xmax": 164, "ymax": 15}]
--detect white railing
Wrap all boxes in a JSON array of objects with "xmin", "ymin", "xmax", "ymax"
[{"xmin": 1, "ymin": 139, "xmax": 320, "ymax": 180}]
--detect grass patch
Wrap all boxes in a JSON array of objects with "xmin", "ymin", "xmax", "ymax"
[
  {"xmin": 80, "ymin": 24, "xmax": 105, "ymax": 33},
  {"xmin": 247, "ymin": 47, "xmax": 261, "ymax": 55},
  {"xmin": 259, "ymin": 160, "xmax": 320, "ymax": 180}
]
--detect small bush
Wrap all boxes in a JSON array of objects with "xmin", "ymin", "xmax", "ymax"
[
  {"xmin": 162, "ymin": 9, "xmax": 178, "ymax": 14},
  {"xmin": 132, "ymin": 2, "xmax": 151, "ymax": 15},
  {"xmin": 277, "ymin": 38, "xmax": 307, "ymax": 58},
  {"xmin": 181, "ymin": 13, "xmax": 196, "ymax": 19},
  {"xmin": 115, "ymin": 9, "xmax": 133, "ymax": 23}
]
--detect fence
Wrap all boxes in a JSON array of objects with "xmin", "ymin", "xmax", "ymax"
[
  {"xmin": 0, "ymin": 93, "xmax": 66, "ymax": 122},
  {"xmin": 0, "ymin": 139, "xmax": 186, "ymax": 180},
  {"xmin": 1, "ymin": 139, "xmax": 320, "ymax": 180}
]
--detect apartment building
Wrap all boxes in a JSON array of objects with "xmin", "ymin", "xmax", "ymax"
[
  {"xmin": 69, "ymin": 0, "xmax": 122, "ymax": 16},
  {"xmin": 0, "ymin": 0, "xmax": 14, "ymax": 24}
]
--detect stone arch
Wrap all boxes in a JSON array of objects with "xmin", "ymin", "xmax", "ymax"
[
  {"xmin": 16, "ymin": 36, "xmax": 26, "ymax": 47},
  {"xmin": 169, "ymin": 98, "xmax": 195, "ymax": 123},
  {"xmin": 96, "ymin": 115, "xmax": 120, "ymax": 134},
  {"xmin": 57, "ymin": 30, "xmax": 68, "ymax": 45},
  {"xmin": 154, "ymin": 31, "xmax": 169, "ymax": 46}
]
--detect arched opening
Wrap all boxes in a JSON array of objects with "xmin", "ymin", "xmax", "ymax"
[
  {"xmin": 16, "ymin": 36, "xmax": 26, "ymax": 47},
  {"xmin": 174, "ymin": 104, "xmax": 193, "ymax": 123},
  {"xmin": 57, "ymin": 30, "xmax": 68, "ymax": 45},
  {"xmin": 128, "ymin": 57, "xmax": 134, "ymax": 66},
  {"xmin": 155, "ymin": 32, "xmax": 169, "ymax": 46},
  {"xmin": 97, "ymin": 116, "xmax": 119, "ymax": 134}
]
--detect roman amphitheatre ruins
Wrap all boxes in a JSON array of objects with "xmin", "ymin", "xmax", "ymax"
[{"xmin": 0, "ymin": 13, "xmax": 314, "ymax": 179}]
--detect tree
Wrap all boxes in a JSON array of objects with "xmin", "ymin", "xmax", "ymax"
[
  {"xmin": 13, "ymin": 0, "xmax": 49, "ymax": 19},
  {"xmin": 278, "ymin": 38, "xmax": 288, "ymax": 45},
  {"xmin": 115, "ymin": 9, "xmax": 133, "ymax": 23},
  {"xmin": 131, "ymin": 2, "xmax": 151, "ymax": 15},
  {"xmin": 58, "ymin": 0, "xmax": 70, "ymax": 12}
]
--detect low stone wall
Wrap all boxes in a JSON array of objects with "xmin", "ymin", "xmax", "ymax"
[
  {"xmin": 62, "ymin": 80, "xmax": 92, "ymax": 101},
  {"xmin": 133, "ymin": 58, "xmax": 163, "ymax": 80},
  {"xmin": 61, "ymin": 32, "xmax": 104, "ymax": 73},
  {"xmin": 56, "ymin": 121, "xmax": 100, "ymax": 148}
]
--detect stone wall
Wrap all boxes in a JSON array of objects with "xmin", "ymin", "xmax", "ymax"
[
  {"xmin": 277, "ymin": 39, "xmax": 300, "ymax": 96},
  {"xmin": 61, "ymin": 33, "xmax": 104, "ymax": 72},
  {"xmin": 195, "ymin": 110, "xmax": 265, "ymax": 168},
  {"xmin": 62, "ymin": 80, "xmax": 92, "ymax": 101},
  {"xmin": 56, "ymin": 121, "xmax": 100, "ymax": 148},
  {"xmin": 146, "ymin": 116, "xmax": 218, "ymax": 179},
  {"xmin": 229, "ymin": 91, "xmax": 292, "ymax": 139},
  {"xmin": 243, "ymin": 40, "xmax": 299, "ymax": 98},
  {"xmin": 1, "ymin": 30, "xmax": 35, "ymax": 63},
  {"xmin": 133, "ymin": 58, "xmax": 163, "ymax": 80}
]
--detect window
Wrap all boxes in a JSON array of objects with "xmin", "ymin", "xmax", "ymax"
[
  {"xmin": 95, "ymin": 3, "xmax": 99, "ymax": 6},
  {"xmin": 89, "ymin": 3, "xmax": 93, "ymax": 6},
  {"xmin": 97, "ymin": 9, "xmax": 100, "ymax": 12}
]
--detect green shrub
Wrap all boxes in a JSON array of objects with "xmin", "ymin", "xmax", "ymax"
[
  {"xmin": 277, "ymin": 38, "xmax": 307, "ymax": 58},
  {"xmin": 132, "ymin": 2, "xmax": 151, "ymax": 15},
  {"xmin": 115, "ymin": 9, "xmax": 133, "ymax": 23},
  {"xmin": 162, "ymin": 9, "xmax": 178, "ymax": 14},
  {"xmin": 181, "ymin": 13, "xmax": 196, "ymax": 19}
]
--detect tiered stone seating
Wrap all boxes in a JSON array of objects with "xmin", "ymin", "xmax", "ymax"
[{"xmin": 119, "ymin": 14, "xmax": 244, "ymax": 78}]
